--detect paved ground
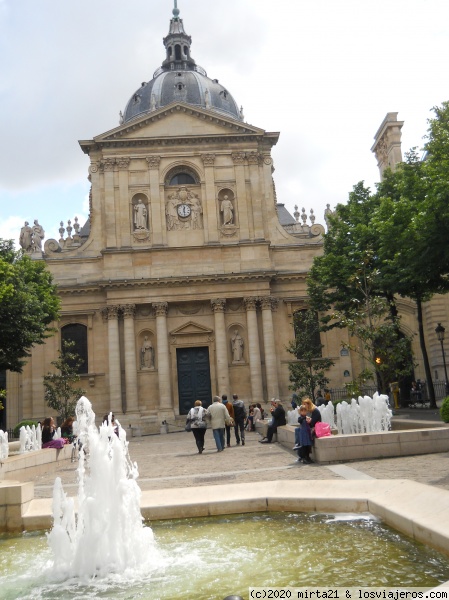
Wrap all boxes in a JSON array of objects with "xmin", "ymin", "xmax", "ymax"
[{"xmin": 29, "ymin": 407, "xmax": 449, "ymax": 499}]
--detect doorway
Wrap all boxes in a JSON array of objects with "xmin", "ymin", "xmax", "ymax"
[{"xmin": 177, "ymin": 347, "xmax": 212, "ymax": 415}]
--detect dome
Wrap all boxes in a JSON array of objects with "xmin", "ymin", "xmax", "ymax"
[{"xmin": 122, "ymin": 4, "xmax": 243, "ymax": 124}]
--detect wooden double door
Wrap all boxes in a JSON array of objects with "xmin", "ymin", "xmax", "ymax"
[{"xmin": 177, "ymin": 347, "xmax": 212, "ymax": 415}]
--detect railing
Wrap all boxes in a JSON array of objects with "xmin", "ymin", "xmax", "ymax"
[
  {"xmin": 330, "ymin": 380, "xmax": 448, "ymax": 405},
  {"xmin": 329, "ymin": 386, "xmax": 378, "ymax": 403}
]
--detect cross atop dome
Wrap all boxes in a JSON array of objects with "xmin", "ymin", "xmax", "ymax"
[{"xmin": 172, "ymin": 0, "xmax": 180, "ymax": 19}]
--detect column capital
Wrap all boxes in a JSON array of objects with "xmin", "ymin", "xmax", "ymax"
[
  {"xmin": 146, "ymin": 156, "xmax": 161, "ymax": 169},
  {"xmin": 247, "ymin": 151, "xmax": 262, "ymax": 165},
  {"xmin": 116, "ymin": 157, "xmax": 131, "ymax": 170},
  {"xmin": 211, "ymin": 298, "xmax": 226, "ymax": 313},
  {"xmin": 259, "ymin": 296, "xmax": 279, "ymax": 311},
  {"xmin": 153, "ymin": 301, "xmax": 168, "ymax": 317},
  {"xmin": 232, "ymin": 152, "xmax": 246, "ymax": 165},
  {"xmin": 101, "ymin": 305, "xmax": 121, "ymax": 321},
  {"xmin": 243, "ymin": 297, "xmax": 258, "ymax": 311},
  {"xmin": 102, "ymin": 158, "xmax": 116, "ymax": 172},
  {"xmin": 121, "ymin": 304, "xmax": 136, "ymax": 318},
  {"xmin": 201, "ymin": 154, "xmax": 216, "ymax": 166}
]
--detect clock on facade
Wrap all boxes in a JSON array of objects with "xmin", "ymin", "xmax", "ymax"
[{"xmin": 177, "ymin": 204, "xmax": 191, "ymax": 218}]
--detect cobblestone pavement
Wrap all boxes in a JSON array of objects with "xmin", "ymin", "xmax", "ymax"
[{"xmin": 30, "ymin": 423, "xmax": 449, "ymax": 499}]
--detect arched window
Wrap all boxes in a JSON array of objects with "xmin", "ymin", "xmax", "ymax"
[
  {"xmin": 175, "ymin": 44, "xmax": 182, "ymax": 60},
  {"xmin": 169, "ymin": 173, "xmax": 195, "ymax": 185},
  {"xmin": 165, "ymin": 166, "xmax": 199, "ymax": 186},
  {"xmin": 61, "ymin": 324, "xmax": 88, "ymax": 374}
]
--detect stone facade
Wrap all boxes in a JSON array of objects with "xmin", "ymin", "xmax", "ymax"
[{"xmin": 5, "ymin": 10, "xmax": 449, "ymax": 431}]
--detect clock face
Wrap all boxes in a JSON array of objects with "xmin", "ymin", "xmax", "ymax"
[{"xmin": 177, "ymin": 204, "xmax": 191, "ymax": 218}]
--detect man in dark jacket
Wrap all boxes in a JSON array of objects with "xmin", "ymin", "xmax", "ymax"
[
  {"xmin": 259, "ymin": 399, "xmax": 286, "ymax": 443},
  {"xmin": 232, "ymin": 394, "xmax": 247, "ymax": 446}
]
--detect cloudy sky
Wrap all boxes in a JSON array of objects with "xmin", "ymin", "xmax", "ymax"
[{"xmin": 1, "ymin": 0, "xmax": 448, "ymax": 247}]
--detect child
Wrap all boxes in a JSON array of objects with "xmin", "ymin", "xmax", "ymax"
[{"xmin": 296, "ymin": 405, "xmax": 313, "ymax": 464}]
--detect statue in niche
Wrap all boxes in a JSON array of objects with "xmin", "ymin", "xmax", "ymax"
[
  {"xmin": 134, "ymin": 199, "xmax": 148, "ymax": 230},
  {"xmin": 31, "ymin": 220, "xmax": 45, "ymax": 252},
  {"xmin": 141, "ymin": 336, "xmax": 155, "ymax": 369},
  {"xmin": 220, "ymin": 195, "xmax": 234, "ymax": 225},
  {"xmin": 166, "ymin": 194, "xmax": 180, "ymax": 230},
  {"xmin": 231, "ymin": 329, "xmax": 244, "ymax": 362},
  {"xmin": 191, "ymin": 193, "xmax": 203, "ymax": 229},
  {"xmin": 19, "ymin": 221, "xmax": 33, "ymax": 252}
]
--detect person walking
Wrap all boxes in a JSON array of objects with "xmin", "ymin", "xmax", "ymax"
[
  {"xmin": 222, "ymin": 394, "xmax": 235, "ymax": 447},
  {"xmin": 232, "ymin": 394, "xmax": 247, "ymax": 446},
  {"xmin": 187, "ymin": 400, "xmax": 208, "ymax": 454},
  {"xmin": 208, "ymin": 395, "xmax": 231, "ymax": 452}
]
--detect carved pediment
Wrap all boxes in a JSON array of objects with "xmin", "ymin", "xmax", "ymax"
[
  {"xmin": 170, "ymin": 321, "xmax": 213, "ymax": 336},
  {"xmin": 85, "ymin": 102, "xmax": 267, "ymax": 146}
]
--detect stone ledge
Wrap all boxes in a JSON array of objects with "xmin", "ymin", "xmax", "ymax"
[
  {"xmin": 9, "ymin": 479, "xmax": 449, "ymax": 558},
  {"xmin": 0, "ymin": 445, "xmax": 73, "ymax": 482}
]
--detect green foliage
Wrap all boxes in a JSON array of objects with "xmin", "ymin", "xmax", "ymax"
[
  {"xmin": 287, "ymin": 310, "xmax": 334, "ymax": 401},
  {"xmin": 0, "ymin": 239, "xmax": 60, "ymax": 372},
  {"xmin": 13, "ymin": 420, "xmax": 39, "ymax": 438},
  {"xmin": 440, "ymin": 396, "xmax": 449, "ymax": 423},
  {"xmin": 43, "ymin": 340, "xmax": 85, "ymax": 422},
  {"xmin": 343, "ymin": 369, "xmax": 373, "ymax": 400},
  {"xmin": 0, "ymin": 389, "xmax": 4, "ymax": 411}
]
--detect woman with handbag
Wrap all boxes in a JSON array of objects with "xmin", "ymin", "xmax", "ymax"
[{"xmin": 187, "ymin": 400, "xmax": 208, "ymax": 454}]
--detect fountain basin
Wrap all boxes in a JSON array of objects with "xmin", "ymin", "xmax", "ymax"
[
  {"xmin": 2, "ymin": 478, "xmax": 449, "ymax": 559},
  {"xmin": 265, "ymin": 421, "xmax": 449, "ymax": 462}
]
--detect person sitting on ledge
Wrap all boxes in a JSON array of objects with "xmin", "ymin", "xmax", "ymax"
[
  {"xmin": 41, "ymin": 417, "xmax": 66, "ymax": 449},
  {"xmin": 259, "ymin": 399, "xmax": 286, "ymax": 443}
]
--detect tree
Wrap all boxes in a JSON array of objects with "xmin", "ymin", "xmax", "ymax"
[
  {"xmin": 287, "ymin": 310, "xmax": 334, "ymax": 401},
  {"xmin": 307, "ymin": 184, "xmax": 413, "ymax": 395},
  {"xmin": 373, "ymin": 105, "xmax": 449, "ymax": 408},
  {"xmin": 43, "ymin": 340, "xmax": 86, "ymax": 422},
  {"xmin": 0, "ymin": 239, "xmax": 60, "ymax": 372}
]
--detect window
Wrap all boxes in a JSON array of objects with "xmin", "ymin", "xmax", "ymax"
[
  {"xmin": 61, "ymin": 324, "xmax": 88, "ymax": 374},
  {"xmin": 168, "ymin": 173, "xmax": 196, "ymax": 185}
]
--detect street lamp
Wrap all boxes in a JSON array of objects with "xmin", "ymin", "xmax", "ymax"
[{"xmin": 435, "ymin": 323, "xmax": 449, "ymax": 396}]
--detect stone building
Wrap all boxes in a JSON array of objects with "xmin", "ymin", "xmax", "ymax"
[
  {"xmin": 5, "ymin": 5, "xmax": 337, "ymax": 431},
  {"xmin": 4, "ymin": 6, "xmax": 449, "ymax": 430}
]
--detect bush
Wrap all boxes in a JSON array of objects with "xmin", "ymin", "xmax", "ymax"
[
  {"xmin": 440, "ymin": 396, "xmax": 449, "ymax": 423},
  {"xmin": 13, "ymin": 420, "xmax": 39, "ymax": 438}
]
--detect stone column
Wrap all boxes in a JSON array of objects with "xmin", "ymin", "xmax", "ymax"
[
  {"xmin": 260, "ymin": 296, "xmax": 279, "ymax": 400},
  {"xmin": 244, "ymin": 297, "xmax": 264, "ymax": 402},
  {"xmin": 232, "ymin": 152, "xmax": 250, "ymax": 240},
  {"xmin": 146, "ymin": 156, "xmax": 163, "ymax": 246},
  {"xmin": 102, "ymin": 305, "xmax": 122, "ymax": 413},
  {"xmin": 202, "ymin": 154, "xmax": 218, "ymax": 244},
  {"xmin": 122, "ymin": 304, "xmax": 139, "ymax": 414},
  {"xmin": 103, "ymin": 158, "xmax": 117, "ymax": 248},
  {"xmin": 211, "ymin": 298, "xmax": 230, "ymax": 397},
  {"xmin": 117, "ymin": 157, "xmax": 131, "ymax": 248},
  {"xmin": 247, "ymin": 152, "xmax": 265, "ymax": 240},
  {"xmin": 153, "ymin": 302, "xmax": 172, "ymax": 410}
]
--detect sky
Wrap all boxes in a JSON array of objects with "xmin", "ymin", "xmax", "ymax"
[{"xmin": 1, "ymin": 0, "xmax": 448, "ymax": 247}]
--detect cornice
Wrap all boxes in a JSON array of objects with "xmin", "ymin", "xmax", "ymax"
[
  {"xmin": 79, "ymin": 133, "xmax": 275, "ymax": 155},
  {"xmin": 55, "ymin": 269, "xmax": 310, "ymax": 295}
]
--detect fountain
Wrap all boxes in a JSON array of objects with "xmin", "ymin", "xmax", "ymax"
[
  {"xmin": 334, "ymin": 392, "xmax": 392, "ymax": 434},
  {"xmin": 2, "ymin": 396, "xmax": 449, "ymax": 597},
  {"xmin": 19, "ymin": 423, "xmax": 42, "ymax": 453},
  {"xmin": 47, "ymin": 396, "xmax": 156, "ymax": 581},
  {"xmin": 0, "ymin": 429, "xmax": 8, "ymax": 459}
]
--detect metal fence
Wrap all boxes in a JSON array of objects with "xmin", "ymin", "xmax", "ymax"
[{"xmin": 330, "ymin": 380, "xmax": 448, "ymax": 404}]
